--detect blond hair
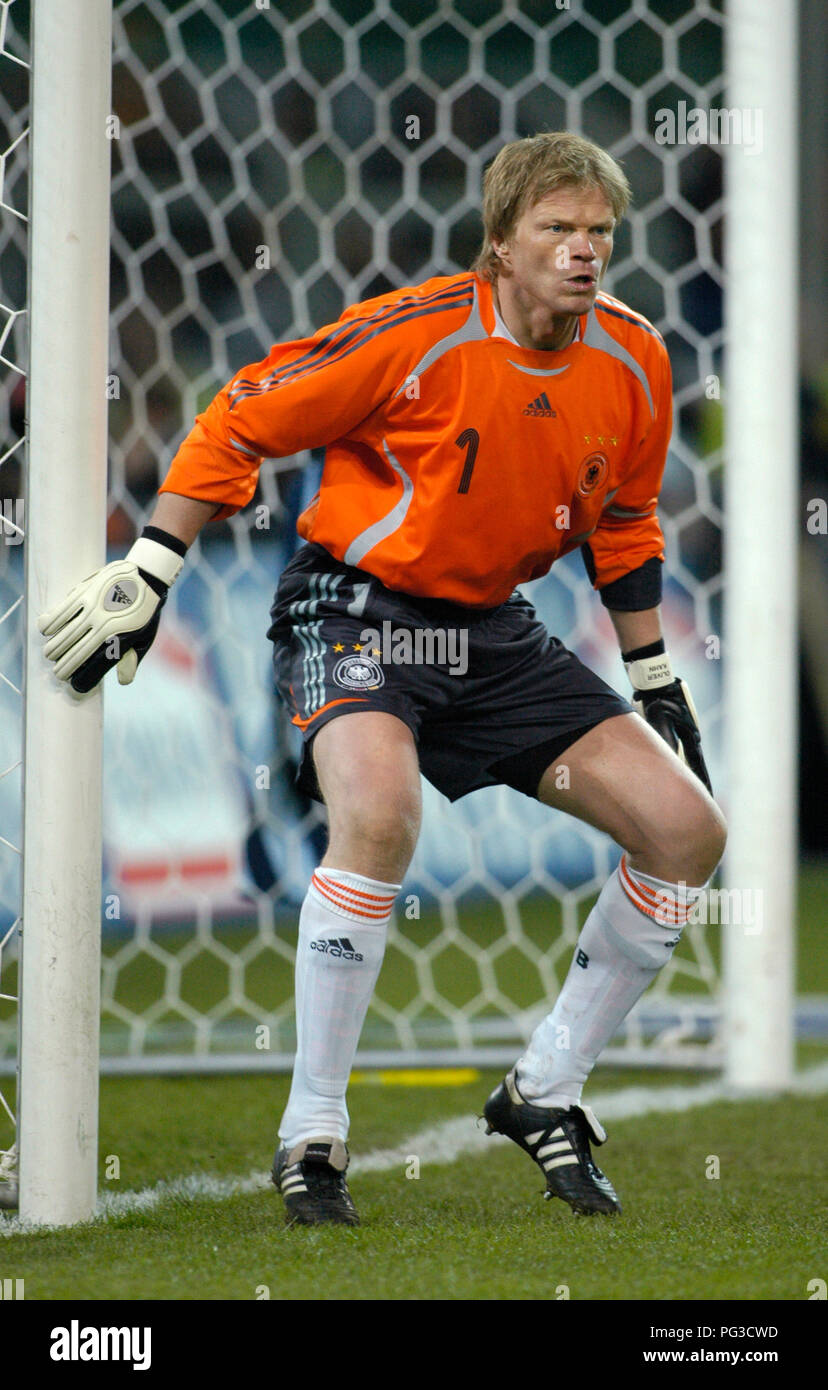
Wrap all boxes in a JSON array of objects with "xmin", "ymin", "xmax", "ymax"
[{"xmin": 471, "ymin": 132, "xmax": 632, "ymax": 281}]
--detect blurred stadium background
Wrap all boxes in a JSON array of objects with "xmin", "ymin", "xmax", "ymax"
[{"xmin": 0, "ymin": 0, "xmax": 826, "ymax": 1092}]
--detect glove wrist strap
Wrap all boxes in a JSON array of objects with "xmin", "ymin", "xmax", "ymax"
[
  {"xmin": 127, "ymin": 528, "xmax": 186, "ymax": 589},
  {"xmin": 624, "ymin": 648, "xmax": 674, "ymax": 692}
]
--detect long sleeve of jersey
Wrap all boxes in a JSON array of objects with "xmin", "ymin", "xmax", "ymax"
[{"xmin": 159, "ymin": 280, "xmax": 473, "ymax": 520}]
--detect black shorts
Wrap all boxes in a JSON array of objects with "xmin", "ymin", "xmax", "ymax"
[{"xmin": 268, "ymin": 543, "xmax": 632, "ymax": 803}]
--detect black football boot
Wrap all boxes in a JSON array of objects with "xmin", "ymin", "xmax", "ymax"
[
  {"xmin": 272, "ymin": 1137, "xmax": 360, "ymax": 1226},
  {"xmin": 484, "ymin": 1070, "xmax": 621, "ymax": 1215}
]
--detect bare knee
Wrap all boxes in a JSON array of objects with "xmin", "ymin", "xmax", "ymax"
[
  {"xmin": 313, "ymin": 713, "xmax": 422, "ymax": 881},
  {"xmin": 633, "ymin": 782, "xmax": 727, "ymax": 885},
  {"xmin": 673, "ymin": 790, "xmax": 727, "ymax": 883},
  {"xmin": 327, "ymin": 782, "xmax": 421, "ymax": 875}
]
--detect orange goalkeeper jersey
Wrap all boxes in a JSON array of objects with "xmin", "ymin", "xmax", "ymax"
[{"xmin": 161, "ymin": 273, "xmax": 671, "ymax": 608}]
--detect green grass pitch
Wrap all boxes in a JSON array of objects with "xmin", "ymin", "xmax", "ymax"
[{"xmin": 2, "ymin": 1058, "xmax": 826, "ymax": 1302}]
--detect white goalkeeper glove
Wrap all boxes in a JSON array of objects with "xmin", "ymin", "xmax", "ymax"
[
  {"xmin": 38, "ymin": 527, "xmax": 186, "ymax": 693},
  {"xmin": 623, "ymin": 640, "xmax": 713, "ymax": 794}
]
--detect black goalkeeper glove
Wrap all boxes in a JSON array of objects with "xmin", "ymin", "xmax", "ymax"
[
  {"xmin": 38, "ymin": 526, "xmax": 186, "ymax": 694},
  {"xmin": 623, "ymin": 641, "xmax": 713, "ymax": 794}
]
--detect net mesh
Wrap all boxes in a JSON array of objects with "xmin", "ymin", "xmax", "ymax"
[{"xmin": 1, "ymin": 0, "xmax": 727, "ymax": 1086}]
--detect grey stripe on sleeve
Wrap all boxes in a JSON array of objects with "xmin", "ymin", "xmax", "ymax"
[
  {"xmin": 604, "ymin": 504, "xmax": 655, "ymax": 519},
  {"xmin": 229, "ymin": 435, "xmax": 260, "ymax": 458}
]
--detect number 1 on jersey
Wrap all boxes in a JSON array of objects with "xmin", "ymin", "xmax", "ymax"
[{"xmin": 455, "ymin": 428, "xmax": 479, "ymax": 494}]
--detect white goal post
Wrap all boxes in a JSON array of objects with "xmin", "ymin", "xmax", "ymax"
[
  {"xmin": 18, "ymin": 0, "xmax": 111, "ymax": 1225},
  {"xmin": 722, "ymin": 0, "xmax": 798, "ymax": 1091}
]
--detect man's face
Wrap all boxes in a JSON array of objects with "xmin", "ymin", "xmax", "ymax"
[{"xmin": 493, "ymin": 184, "xmax": 615, "ymax": 317}]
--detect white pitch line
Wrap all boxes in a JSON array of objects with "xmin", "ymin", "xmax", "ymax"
[
  {"xmin": 3, "ymin": 1060, "xmax": 828, "ymax": 1235},
  {"xmin": 350, "ymin": 1058, "xmax": 828, "ymax": 1173}
]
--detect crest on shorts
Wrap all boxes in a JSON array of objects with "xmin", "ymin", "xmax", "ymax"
[
  {"xmin": 332, "ymin": 653, "xmax": 385, "ymax": 691},
  {"xmin": 576, "ymin": 451, "xmax": 609, "ymax": 498}
]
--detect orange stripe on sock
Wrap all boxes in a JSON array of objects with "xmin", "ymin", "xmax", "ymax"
[
  {"xmin": 312, "ymin": 876, "xmax": 389, "ymax": 918},
  {"xmin": 620, "ymin": 856, "xmax": 666, "ymax": 906},
  {"xmin": 311, "ymin": 874, "xmax": 393, "ymax": 920},
  {"xmin": 621, "ymin": 886, "xmax": 680, "ymax": 925},
  {"xmin": 619, "ymin": 857, "xmax": 685, "ymax": 924},
  {"xmin": 313, "ymin": 883, "xmax": 394, "ymax": 919},
  {"xmin": 315, "ymin": 873, "xmax": 396, "ymax": 907}
]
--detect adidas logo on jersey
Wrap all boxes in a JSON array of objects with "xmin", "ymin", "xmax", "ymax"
[
  {"xmin": 523, "ymin": 392, "xmax": 556, "ymax": 417},
  {"xmin": 310, "ymin": 936, "xmax": 364, "ymax": 961}
]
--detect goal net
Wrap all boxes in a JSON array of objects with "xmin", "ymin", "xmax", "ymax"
[{"xmin": 1, "ymin": 0, "xmax": 731, "ymax": 1104}]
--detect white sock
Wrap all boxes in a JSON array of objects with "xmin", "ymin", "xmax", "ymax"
[
  {"xmin": 517, "ymin": 858, "xmax": 701, "ymax": 1109},
  {"xmin": 279, "ymin": 867, "xmax": 399, "ymax": 1148}
]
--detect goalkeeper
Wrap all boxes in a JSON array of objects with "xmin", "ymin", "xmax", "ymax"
[{"xmin": 40, "ymin": 132, "xmax": 726, "ymax": 1227}]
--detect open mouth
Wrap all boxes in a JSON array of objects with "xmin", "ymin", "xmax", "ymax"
[{"xmin": 564, "ymin": 275, "xmax": 596, "ymax": 288}]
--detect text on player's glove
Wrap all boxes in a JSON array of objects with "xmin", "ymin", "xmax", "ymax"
[
  {"xmin": 38, "ymin": 527, "xmax": 186, "ymax": 693},
  {"xmin": 623, "ymin": 641, "xmax": 713, "ymax": 794}
]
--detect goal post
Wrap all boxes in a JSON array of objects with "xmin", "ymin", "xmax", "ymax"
[
  {"xmin": 18, "ymin": 0, "xmax": 111, "ymax": 1225},
  {"xmin": 722, "ymin": 0, "xmax": 798, "ymax": 1092}
]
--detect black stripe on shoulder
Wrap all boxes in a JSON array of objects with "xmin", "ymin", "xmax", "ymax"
[
  {"xmin": 230, "ymin": 281, "xmax": 474, "ymax": 397},
  {"xmin": 230, "ymin": 290, "xmax": 474, "ymax": 405},
  {"xmin": 595, "ymin": 301, "xmax": 663, "ymax": 342},
  {"xmin": 354, "ymin": 275, "xmax": 476, "ymax": 323}
]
